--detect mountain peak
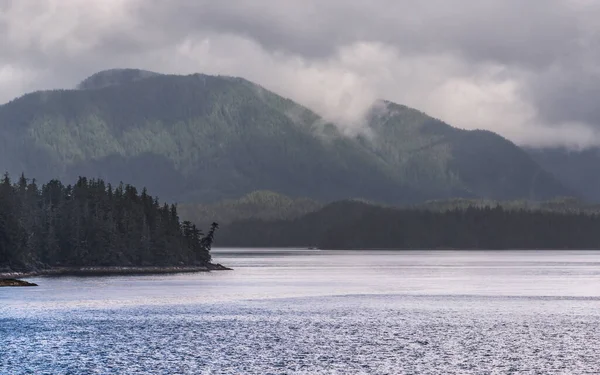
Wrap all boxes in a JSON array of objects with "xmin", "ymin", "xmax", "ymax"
[{"xmin": 77, "ymin": 68, "xmax": 162, "ymax": 90}]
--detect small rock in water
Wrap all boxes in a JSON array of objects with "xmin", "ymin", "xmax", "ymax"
[
  {"xmin": 208, "ymin": 263, "xmax": 233, "ymax": 271},
  {"xmin": 0, "ymin": 278, "xmax": 38, "ymax": 287}
]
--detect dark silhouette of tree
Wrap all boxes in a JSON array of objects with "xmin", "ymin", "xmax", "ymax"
[
  {"xmin": 201, "ymin": 222, "xmax": 219, "ymax": 254},
  {"xmin": 0, "ymin": 174, "xmax": 218, "ymax": 272}
]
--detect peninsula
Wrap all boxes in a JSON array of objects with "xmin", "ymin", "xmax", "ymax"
[{"xmin": 0, "ymin": 174, "xmax": 229, "ymax": 285}]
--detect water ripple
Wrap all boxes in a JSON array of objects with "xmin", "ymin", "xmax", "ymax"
[{"xmin": 2, "ymin": 295, "xmax": 600, "ymax": 374}]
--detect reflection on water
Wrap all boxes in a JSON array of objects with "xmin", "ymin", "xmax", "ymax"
[{"xmin": 2, "ymin": 249, "xmax": 600, "ymax": 374}]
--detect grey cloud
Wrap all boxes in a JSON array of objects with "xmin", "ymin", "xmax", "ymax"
[
  {"xmin": 140, "ymin": 0, "xmax": 582, "ymax": 67},
  {"xmin": 1, "ymin": 0, "xmax": 600, "ymax": 147},
  {"xmin": 527, "ymin": 52, "xmax": 600, "ymax": 126}
]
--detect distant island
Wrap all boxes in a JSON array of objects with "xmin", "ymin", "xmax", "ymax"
[
  {"xmin": 0, "ymin": 174, "xmax": 228, "ymax": 283},
  {"xmin": 217, "ymin": 200, "xmax": 600, "ymax": 250}
]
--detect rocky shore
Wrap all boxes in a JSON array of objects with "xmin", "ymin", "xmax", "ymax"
[
  {"xmin": 0, "ymin": 279, "xmax": 38, "ymax": 287},
  {"xmin": 0, "ymin": 263, "xmax": 233, "ymax": 281}
]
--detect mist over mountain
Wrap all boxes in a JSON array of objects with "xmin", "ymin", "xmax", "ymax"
[{"xmin": 0, "ymin": 69, "xmax": 574, "ymax": 205}]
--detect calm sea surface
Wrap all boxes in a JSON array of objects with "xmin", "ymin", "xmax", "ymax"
[{"xmin": 2, "ymin": 249, "xmax": 600, "ymax": 374}]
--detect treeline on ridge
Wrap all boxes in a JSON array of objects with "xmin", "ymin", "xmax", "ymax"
[
  {"xmin": 178, "ymin": 190, "xmax": 322, "ymax": 229},
  {"xmin": 0, "ymin": 174, "xmax": 217, "ymax": 273},
  {"xmin": 218, "ymin": 200, "xmax": 600, "ymax": 249}
]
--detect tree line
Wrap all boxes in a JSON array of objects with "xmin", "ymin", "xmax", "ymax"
[
  {"xmin": 218, "ymin": 200, "xmax": 600, "ymax": 249},
  {"xmin": 0, "ymin": 174, "xmax": 217, "ymax": 272}
]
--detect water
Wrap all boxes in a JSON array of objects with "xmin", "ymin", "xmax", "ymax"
[{"xmin": 2, "ymin": 249, "xmax": 600, "ymax": 374}]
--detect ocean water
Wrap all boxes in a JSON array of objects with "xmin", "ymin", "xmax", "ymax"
[{"xmin": 2, "ymin": 249, "xmax": 600, "ymax": 374}]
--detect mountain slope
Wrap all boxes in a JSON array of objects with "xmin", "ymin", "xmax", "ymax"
[
  {"xmin": 0, "ymin": 69, "xmax": 573, "ymax": 204},
  {"xmin": 527, "ymin": 147, "xmax": 600, "ymax": 202},
  {"xmin": 363, "ymin": 101, "xmax": 573, "ymax": 200},
  {"xmin": 0, "ymin": 70, "xmax": 415, "ymax": 203}
]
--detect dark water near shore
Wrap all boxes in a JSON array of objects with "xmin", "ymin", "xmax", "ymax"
[{"xmin": 2, "ymin": 249, "xmax": 600, "ymax": 374}]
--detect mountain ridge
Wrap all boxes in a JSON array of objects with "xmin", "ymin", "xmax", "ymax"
[
  {"xmin": 77, "ymin": 68, "xmax": 163, "ymax": 90},
  {"xmin": 0, "ymin": 68, "xmax": 575, "ymax": 205}
]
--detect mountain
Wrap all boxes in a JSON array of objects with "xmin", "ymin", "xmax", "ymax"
[
  {"xmin": 363, "ymin": 101, "xmax": 573, "ymax": 200},
  {"xmin": 0, "ymin": 69, "xmax": 413, "ymax": 203},
  {"xmin": 0, "ymin": 68, "xmax": 573, "ymax": 204},
  {"xmin": 527, "ymin": 147, "xmax": 600, "ymax": 202}
]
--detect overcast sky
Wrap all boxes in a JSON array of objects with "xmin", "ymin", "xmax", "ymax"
[{"xmin": 1, "ymin": 0, "xmax": 600, "ymax": 148}]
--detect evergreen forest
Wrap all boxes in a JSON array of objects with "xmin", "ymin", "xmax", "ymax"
[
  {"xmin": 218, "ymin": 200, "xmax": 600, "ymax": 250},
  {"xmin": 0, "ymin": 174, "xmax": 217, "ymax": 273}
]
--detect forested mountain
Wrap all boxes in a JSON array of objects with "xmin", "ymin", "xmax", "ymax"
[
  {"xmin": 0, "ymin": 69, "xmax": 573, "ymax": 204},
  {"xmin": 527, "ymin": 147, "xmax": 600, "ymax": 203},
  {"xmin": 178, "ymin": 190, "xmax": 322, "ymax": 229},
  {"xmin": 217, "ymin": 200, "xmax": 600, "ymax": 250},
  {"xmin": 0, "ymin": 174, "xmax": 217, "ymax": 273},
  {"xmin": 0, "ymin": 69, "xmax": 416, "ymax": 204},
  {"xmin": 365, "ymin": 101, "xmax": 572, "ymax": 200}
]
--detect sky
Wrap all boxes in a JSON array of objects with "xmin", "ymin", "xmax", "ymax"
[{"xmin": 1, "ymin": 0, "xmax": 600, "ymax": 148}]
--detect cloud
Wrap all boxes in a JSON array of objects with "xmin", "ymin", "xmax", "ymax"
[
  {"xmin": 0, "ymin": 65, "xmax": 39, "ymax": 102},
  {"xmin": 1, "ymin": 0, "xmax": 600, "ymax": 148}
]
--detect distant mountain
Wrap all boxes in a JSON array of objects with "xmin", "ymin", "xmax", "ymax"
[
  {"xmin": 0, "ymin": 69, "xmax": 573, "ymax": 204},
  {"xmin": 363, "ymin": 101, "xmax": 572, "ymax": 200},
  {"xmin": 527, "ymin": 147, "xmax": 600, "ymax": 202}
]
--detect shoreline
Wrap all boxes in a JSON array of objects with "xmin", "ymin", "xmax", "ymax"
[
  {"xmin": 0, "ymin": 263, "xmax": 232, "ymax": 279},
  {"xmin": 0, "ymin": 279, "xmax": 38, "ymax": 287}
]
